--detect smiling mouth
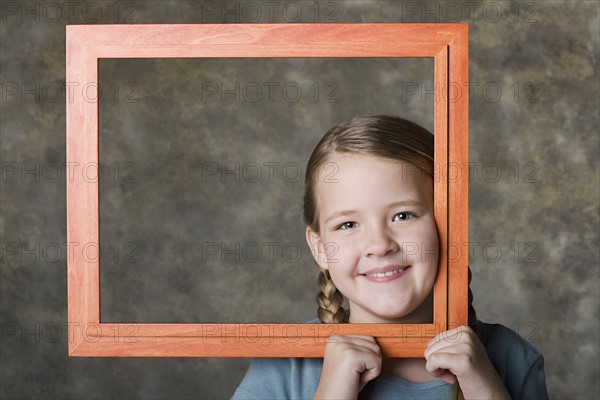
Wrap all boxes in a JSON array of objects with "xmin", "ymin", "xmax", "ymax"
[{"xmin": 360, "ymin": 266, "xmax": 410, "ymax": 278}]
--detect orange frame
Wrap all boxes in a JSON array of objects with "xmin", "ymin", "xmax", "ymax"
[{"xmin": 66, "ymin": 23, "xmax": 468, "ymax": 358}]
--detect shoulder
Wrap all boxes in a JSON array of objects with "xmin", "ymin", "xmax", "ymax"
[
  {"xmin": 476, "ymin": 320, "xmax": 549, "ymax": 400},
  {"xmin": 477, "ymin": 320, "xmax": 543, "ymax": 363},
  {"xmin": 230, "ymin": 318, "xmax": 324, "ymax": 399}
]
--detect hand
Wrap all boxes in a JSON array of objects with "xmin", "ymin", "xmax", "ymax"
[
  {"xmin": 424, "ymin": 326, "xmax": 511, "ymax": 400},
  {"xmin": 313, "ymin": 334, "xmax": 382, "ymax": 400}
]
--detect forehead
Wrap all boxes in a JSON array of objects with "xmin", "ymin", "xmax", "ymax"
[{"xmin": 315, "ymin": 153, "xmax": 433, "ymax": 215}]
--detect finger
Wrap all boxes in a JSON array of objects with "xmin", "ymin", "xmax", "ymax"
[
  {"xmin": 328, "ymin": 335, "xmax": 382, "ymax": 355},
  {"xmin": 426, "ymin": 364, "xmax": 458, "ymax": 385},
  {"xmin": 348, "ymin": 337, "xmax": 382, "ymax": 355},
  {"xmin": 359, "ymin": 368, "xmax": 381, "ymax": 390},
  {"xmin": 424, "ymin": 327, "xmax": 473, "ymax": 358},
  {"xmin": 426, "ymin": 365, "xmax": 457, "ymax": 386},
  {"xmin": 326, "ymin": 334, "xmax": 365, "ymax": 344},
  {"xmin": 428, "ymin": 326, "xmax": 471, "ymax": 347},
  {"xmin": 425, "ymin": 351, "xmax": 470, "ymax": 379},
  {"xmin": 360, "ymin": 354, "xmax": 382, "ymax": 376},
  {"xmin": 424, "ymin": 340, "xmax": 472, "ymax": 361},
  {"xmin": 434, "ymin": 370, "xmax": 458, "ymax": 385},
  {"xmin": 327, "ymin": 334, "xmax": 376, "ymax": 343},
  {"xmin": 358, "ymin": 353, "xmax": 382, "ymax": 389},
  {"xmin": 339, "ymin": 334, "xmax": 379, "ymax": 344}
]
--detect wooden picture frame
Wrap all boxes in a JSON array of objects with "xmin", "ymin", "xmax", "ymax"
[{"xmin": 66, "ymin": 23, "xmax": 468, "ymax": 358}]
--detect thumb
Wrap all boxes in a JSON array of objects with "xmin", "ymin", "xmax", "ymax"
[
  {"xmin": 358, "ymin": 367, "xmax": 380, "ymax": 391},
  {"xmin": 434, "ymin": 370, "xmax": 458, "ymax": 385},
  {"xmin": 358, "ymin": 373, "xmax": 372, "ymax": 392}
]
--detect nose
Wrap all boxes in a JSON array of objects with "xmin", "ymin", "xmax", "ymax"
[{"xmin": 362, "ymin": 224, "xmax": 400, "ymax": 257}]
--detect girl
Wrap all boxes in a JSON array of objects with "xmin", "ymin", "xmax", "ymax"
[{"xmin": 231, "ymin": 115, "xmax": 549, "ymax": 400}]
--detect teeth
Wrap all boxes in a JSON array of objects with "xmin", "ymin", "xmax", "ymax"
[{"xmin": 366, "ymin": 267, "xmax": 406, "ymax": 277}]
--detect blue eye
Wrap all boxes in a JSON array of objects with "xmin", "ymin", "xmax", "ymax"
[
  {"xmin": 393, "ymin": 212, "xmax": 414, "ymax": 221},
  {"xmin": 338, "ymin": 221, "xmax": 357, "ymax": 230}
]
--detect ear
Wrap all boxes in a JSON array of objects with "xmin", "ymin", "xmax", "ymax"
[{"xmin": 305, "ymin": 226, "xmax": 328, "ymax": 270}]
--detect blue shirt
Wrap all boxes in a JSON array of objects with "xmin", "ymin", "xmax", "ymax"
[{"xmin": 231, "ymin": 318, "xmax": 549, "ymax": 399}]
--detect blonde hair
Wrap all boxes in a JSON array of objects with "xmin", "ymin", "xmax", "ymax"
[{"xmin": 303, "ymin": 115, "xmax": 478, "ymax": 399}]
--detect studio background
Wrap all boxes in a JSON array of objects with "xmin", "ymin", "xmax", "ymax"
[{"xmin": 1, "ymin": 1, "xmax": 598, "ymax": 399}]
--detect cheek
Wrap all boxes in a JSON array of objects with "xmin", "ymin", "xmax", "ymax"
[
  {"xmin": 411, "ymin": 222, "xmax": 439, "ymax": 261},
  {"xmin": 322, "ymin": 234, "xmax": 353, "ymax": 258},
  {"xmin": 322, "ymin": 237, "xmax": 359, "ymax": 275},
  {"xmin": 420, "ymin": 224, "xmax": 440, "ymax": 284},
  {"xmin": 328, "ymin": 248, "xmax": 354, "ymax": 272}
]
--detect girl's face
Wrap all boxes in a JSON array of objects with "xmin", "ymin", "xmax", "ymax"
[{"xmin": 306, "ymin": 153, "xmax": 439, "ymax": 323}]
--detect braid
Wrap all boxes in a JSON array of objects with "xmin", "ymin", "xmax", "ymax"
[
  {"xmin": 467, "ymin": 265, "xmax": 479, "ymax": 336},
  {"xmin": 452, "ymin": 267, "xmax": 479, "ymax": 400},
  {"xmin": 316, "ymin": 267, "xmax": 346, "ymax": 323},
  {"xmin": 453, "ymin": 266, "xmax": 478, "ymax": 400}
]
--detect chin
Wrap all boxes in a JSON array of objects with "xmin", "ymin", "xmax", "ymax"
[{"xmin": 370, "ymin": 306, "xmax": 417, "ymax": 321}]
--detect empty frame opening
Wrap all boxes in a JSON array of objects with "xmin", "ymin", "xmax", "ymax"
[{"xmin": 98, "ymin": 57, "xmax": 435, "ymax": 324}]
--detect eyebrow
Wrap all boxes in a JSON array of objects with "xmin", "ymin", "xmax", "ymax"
[{"xmin": 324, "ymin": 200, "xmax": 426, "ymax": 225}]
